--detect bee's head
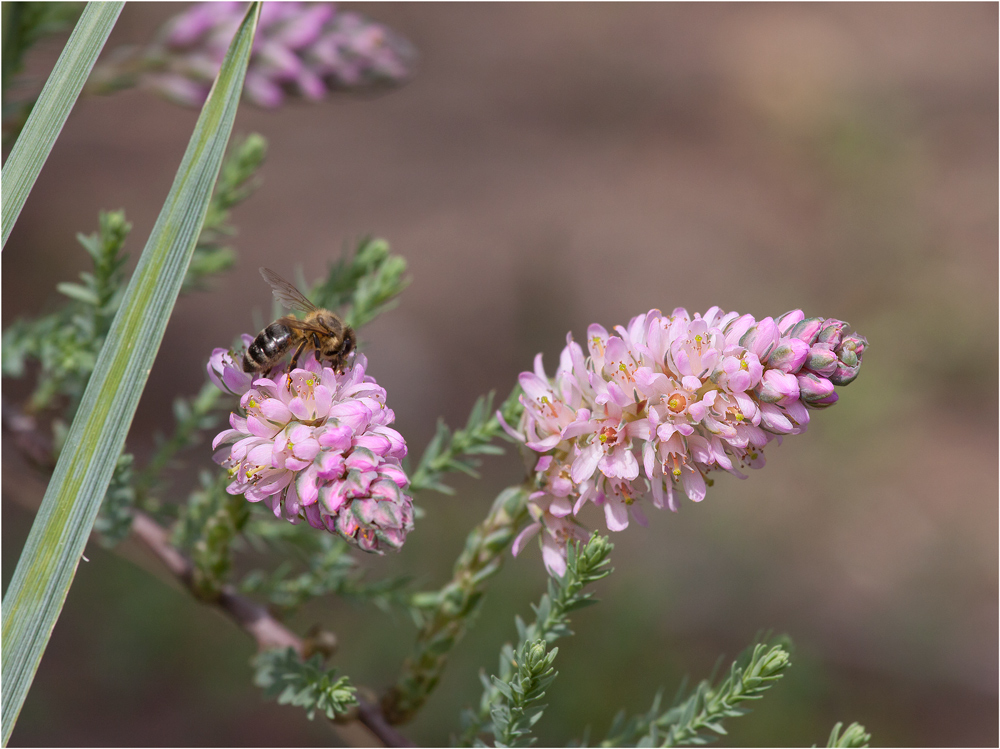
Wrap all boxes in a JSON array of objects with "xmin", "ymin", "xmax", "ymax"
[{"xmin": 322, "ymin": 325, "xmax": 356, "ymax": 372}]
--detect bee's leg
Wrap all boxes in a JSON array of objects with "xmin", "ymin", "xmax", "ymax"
[{"xmin": 289, "ymin": 338, "xmax": 308, "ymax": 370}]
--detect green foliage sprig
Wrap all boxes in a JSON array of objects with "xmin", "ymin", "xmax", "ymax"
[
  {"xmin": 172, "ymin": 471, "xmax": 249, "ymax": 600},
  {"xmin": 486, "ymin": 639, "xmax": 558, "ymax": 748},
  {"xmin": 253, "ymin": 647, "xmax": 357, "ymax": 720},
  {"xmin": 599, "ymin": 641, "xmax": 791, "ymax": 747},
  {"xmin": 239, "ymin": 525, "xmax": 411, "ymax": 613},
  {"xmin": 410, "ymin": 388, "xmax": 521, "ymax": 495},
  {"xmin": 825, "ymin": 721, "xmax": 871, "ymax": 748},
  {"xmin": 459, "ymin": 534, "xmax": 614, "ymax": 747},
  {"xmin": 184, "ymin": 133, "xmax": 267, "ymax": 291},
  {"xmin": 310, "ymin": 236, "xmax": 410, "ymax": 329},
  {"xmin": 1, "ymin": 1, "xmax": 84, "ymax": 144},
  {"xmin": 3, "ymin": 209, "xmax": 130, "ymax": 412},
  {"xmin": 136, "ymin": 383, "xmax": 222, "ymax": 506},
  {"xmin": 3, "ymin": 133, "xmax": 268, "ymax": 415},
  {"xmin": 385, "ymin": 483, "xmax": 532, "ymax": 724}
]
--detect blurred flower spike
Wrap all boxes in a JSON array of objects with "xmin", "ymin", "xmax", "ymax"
[
  {"xmin": 504, "ymin": 308, "xmax": 867, "ymax": 576},
  {"xmin": 141, "ymin": 1, "xmax": 415, "ymax": 108},
  {"xmin": 209, "ymin": 341, "xmax": 414, "ymax": 553}
]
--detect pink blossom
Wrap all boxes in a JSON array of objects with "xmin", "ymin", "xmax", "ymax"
[
  {"xmin": 507, "ymin": 308, "xmax": 867, "ymax": 573},
  {"xmin": 140, "ymin": 2, "xmax": 415, "ymax": 108},
  {"xmin": 210, "ymin": 342, "xmax": 413, "ymax": 553}
]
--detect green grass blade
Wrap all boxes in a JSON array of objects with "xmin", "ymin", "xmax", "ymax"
[
  {"xmin": 1, "ymin": 1, "xmax": 124, "ymax": 249},
  {"xmin": 0, "ymin": 4, "xmax": 262, "ymax": 744}
]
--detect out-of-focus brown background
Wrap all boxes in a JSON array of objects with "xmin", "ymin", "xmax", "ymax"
[{"xmin": 3, "ymin": 3, "xmax": 997, "ymax": 746}]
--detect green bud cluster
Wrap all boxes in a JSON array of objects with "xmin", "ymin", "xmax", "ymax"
[
  {"xmin": 599, "ymin": 640, "xmax": 792, "ymax": 747},
  {"xmin": 487, "ymin": 638, "xmax": 559, "ymax": 748},
  {"xmin": 173, "ymin": 472, "xmax": 249, "ymax": 600},
  {"xmin": 458, "ymin": 534, "xmax": 613, "ymax": 747},
  {"xmin": 826, "ymin": 721, "xmax": 871, "ymax": 748}
]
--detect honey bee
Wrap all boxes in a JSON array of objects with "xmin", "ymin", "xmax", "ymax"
[{"xmin": 242, "ymin": 267, "xmax": 356, "ymax": 374}]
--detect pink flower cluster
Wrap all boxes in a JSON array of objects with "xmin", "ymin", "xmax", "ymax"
[
  {"xmin": 142, "ymin": 2, "xmax": 415, "ymax": 108},
  {"xmin": 504, "ymin": 308, "xmax": 867, "ymax": 576},
  {"xmin": 208, "ymin": 340, "xmax": 414, "ymax": 553}
]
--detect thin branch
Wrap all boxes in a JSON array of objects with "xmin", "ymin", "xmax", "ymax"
[{"xmin": 2, "ymin": 398, "xmax": 412, "ymax": 748}]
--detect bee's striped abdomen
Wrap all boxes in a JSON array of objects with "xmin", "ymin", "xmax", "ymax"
[{"xmin": 242, "ymin": 322, "xmax": 292, "ymax": 372}]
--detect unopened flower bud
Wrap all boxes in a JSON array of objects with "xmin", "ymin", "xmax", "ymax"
[
  {"xmin": 756, "ymin": 369, "xmax": 800, "ymax": 404},
  {"xmin": 787, "ymin": 317, "xmax": 824, "ymax": 344},
  {"xmin": 796, "ymin": 373, "xmax": 835, "ymax": 404},
  {"xmin": 741, "ymin": 317, "xmax": 780, "ymax": 361},
  {"xmin": 829, "ymin": 331, "xmax": 867, "ymax": 385},
  {"xmin": 816, "ymin": 319, "xmax": 848, "ymax": 347},
  {"xmin": 767, "ymin": 339, "xmax": 809, "ymax": 373},
  {"xmin": 804, "ymin": 345, "xmax": 838, "ymax": 376}
]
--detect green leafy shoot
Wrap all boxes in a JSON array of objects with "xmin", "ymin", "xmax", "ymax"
[
  {"xmin": 93, "ymin": 452, "xmax": 136, "ymax": 547},
  {"xmin": 172, "ymin": 471, "xmax": 249, "ymax": 600},
  {"xmin": 2, "ymin": 2, "xmax": 82, "ymax": 107},
  {"xmin": 487, "ymin": 639, "xmax": 559, "ymax": 748},
  {"xmin": 2, "ymin": 2, "xmax": 83, "ymax": 145},
  {"xmin": 135, "ymin": 382, "xmax": 222, "ymax": 507},
  {"xmin": 2, "ymin": 209, "xmax": 131, "ymax": 413},
  {"xmin": 599, "ymin": 640, "xmax": 792, "ymax": 747},
  {"xmin": 253, "ymin": 647, "xmax": 357, "ymax": 720},
  {"xmin": 411, "ymin": 391, "xmax": 506, "ymax": 495},
  {"xmin": 310, "ymin": 236, "xmax": 410, "ymax": 330},
  {"xmin": 3, "ymin": 133, "xmax": 266, "ymax": 415},
  {"xmin": 458, "ymin": 534, "xmax": 613, "ymax": 747},
  {"xmin": 825, "ymin": 721, "xmax": 871, "ymax": 748},
  {"xmin": 385, "ymin": 483, "xmax": 531, "ymax": 725},
  {"xmin": 239, "ymin": 525, "xmax": 411, "ymax": 613},
  {"xmin": 409, "ymin": 384, "xmax": 523, "ymax": 496},
  {"xmin": 184, "ymin": 132, "xmax": 268, "ymax": 291}
]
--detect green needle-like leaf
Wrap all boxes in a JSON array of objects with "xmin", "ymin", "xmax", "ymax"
[
  {"xmin": 0, "ymin": 4, "xmax": 261, "ymax": 744},
  {"xmin": 1, "ymin": 1, "xmax": 124, "ymax": 249}
]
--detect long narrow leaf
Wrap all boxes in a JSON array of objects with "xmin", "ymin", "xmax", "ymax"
[
  {"xmin": 1, "ymin": 1, "xmax": 124, "ymax": 249},
  {"xmin": 0, "ymin": 4, "xmax": 262, "ymax": 744}
]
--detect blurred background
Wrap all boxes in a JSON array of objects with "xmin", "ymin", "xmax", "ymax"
[{"xmin": 2, "ymin": 3, "xmax": 996, "ymax": 746}]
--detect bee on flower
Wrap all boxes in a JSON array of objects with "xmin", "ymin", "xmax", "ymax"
[{"xmin": 209, "ymin": 343, "xmax": 414, "ymax": 553}]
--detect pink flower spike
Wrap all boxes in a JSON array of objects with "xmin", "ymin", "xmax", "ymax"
[
  {"xmin": 210, "ymin": 338, "xmax": 414, "ymax": 553},
  {"xmin": 508, "ymin": 305, "xmax": 866, "ymax": 574}
]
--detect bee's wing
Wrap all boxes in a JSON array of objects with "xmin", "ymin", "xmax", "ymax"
[
  {"xmin": 260, "ymin": 267, "xmax": 318, "ymax": 313},
  {"xmin": 281, "ymin": 317, "xmax": 333, "ymax": 335}
]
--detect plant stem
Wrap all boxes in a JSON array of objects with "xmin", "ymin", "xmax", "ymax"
[{"xmin": 382, "ymin": 483, "xmax": 531, "ymax": 724}]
